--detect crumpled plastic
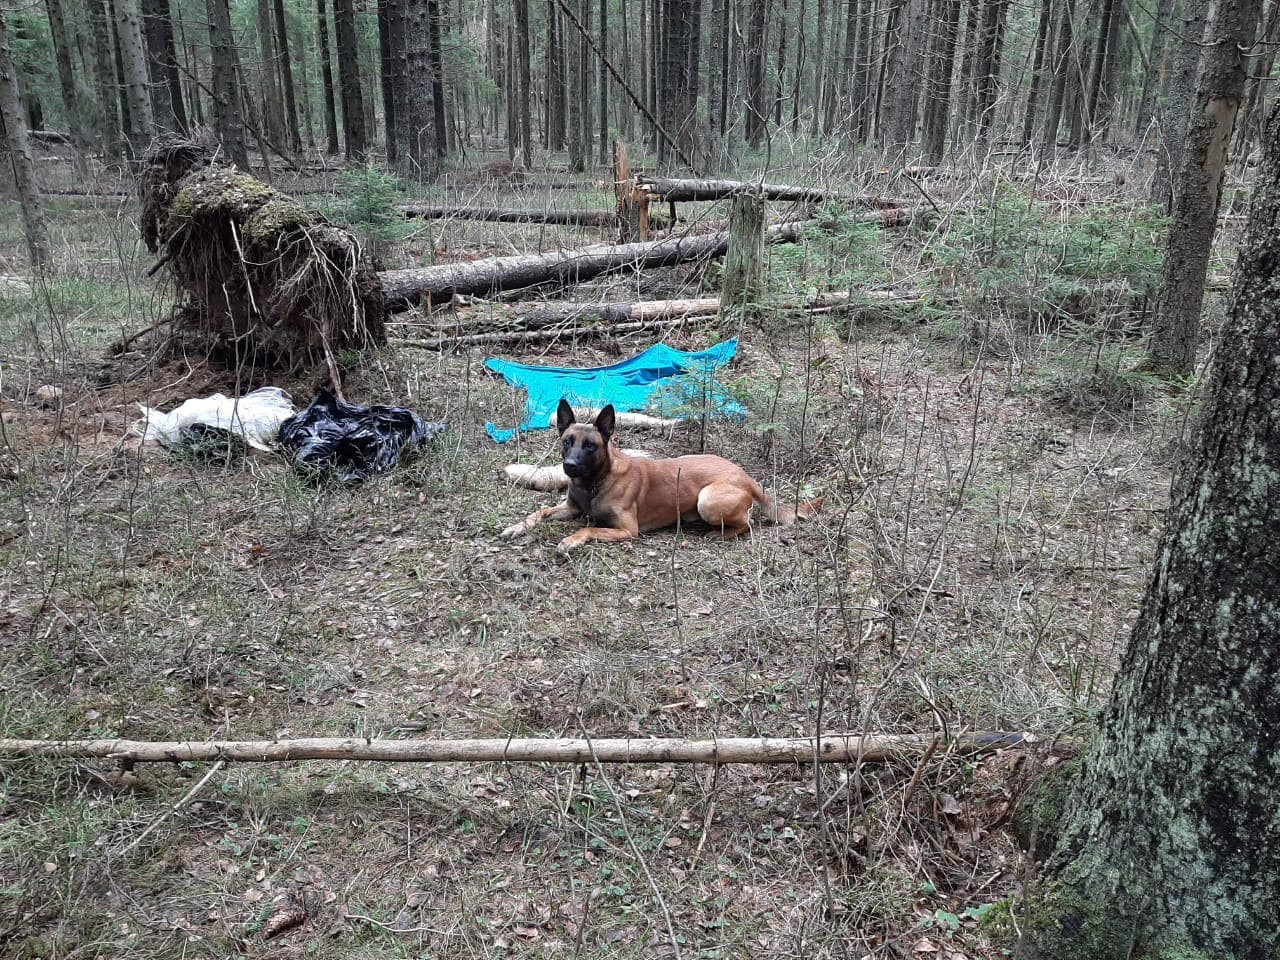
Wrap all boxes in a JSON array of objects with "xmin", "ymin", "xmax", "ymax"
[
  {"xmin": 132, "ymin": 386, "xmax": 295, "ymax": 452},
  {"xmin": 277, "ymin": 387, "xmax": 446, "ymax": 484}
]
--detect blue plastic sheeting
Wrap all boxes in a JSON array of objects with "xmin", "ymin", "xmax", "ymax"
[{"xmin": 484, "ymin": 339, "xmax": 745, "ymax": 443}]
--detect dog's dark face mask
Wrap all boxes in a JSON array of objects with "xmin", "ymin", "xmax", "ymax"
[{"xmin": 556, "ymin": 399, "xmax": 614, "ymax": 483}]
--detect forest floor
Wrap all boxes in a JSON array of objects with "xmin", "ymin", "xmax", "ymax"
[{"xmin": 0, "ymin": 143, "xmax": 1238, "ymax": 958}]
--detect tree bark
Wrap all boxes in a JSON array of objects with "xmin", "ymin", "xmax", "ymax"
[
  {"xmin": 0, "ymin": 732, "xmax": 1048, "ymax": 766},
  {"xmin": 378, "ymin": 0, "xmax": 401, "ymax": 164},
  {"xmin": 272, "ymin": 0, "xmax": 302, "ymax": 151},
  {"xmin": 1040, "ymin": 0, "xmax": 1072, "ymax": 154},
  {"xmin": 973, "ymin": 0, "xmax": 1009, "ymax": 143},
  {"xmin": 745, "ymin": 0, "xmax": 768, "ymax": 145},
  {"xmin": 402, "ymin": 0, "xmax": 435, "ymax": 174},
  {"xmin": 1021, "ymin": 0, "xmax": 1053, "ymax": 146},
  {"xmin": 316, "ymin": 0, "xmax": 340, "ymax": 153},
  {"xmin": 140, "ymin": 0, "xmax": 188, "ymax": 133},
  {"xmin": 332, "ymin": 0, "xmax": 367, "ymax": 159},
  {"xmin": 114, "ymin": 0, "xmax": 155, "ymax": 154},
  {"xmin": 598, "ymin": 0, "xmax": 608, "ymax": 161},
  {"xmin": 379, "ymin": 219, "xmax": 815, "ymax": 307},
  {"xmin": 1152, "ymin": 0, "xmax": 1209, "ymax": 208},
  {"xmin": 256, "ymin": 0, "xmax": 285, "ymax": 143},
  {"xmin": 87, "ymin": 0, "xmax": 123, "ymax": 161},
  {"xmin": 1019, "ymin": 66, "xmax": 1280, "ymax": 960},
  {"xmin": 0, "ymin": 5, "xmax": 51, "ymax": 268},
  {"xmin": 1133, "ymin": 0, "xmax": 1176, "ymax": 137},
  {"xmin": 922, "ymin": 0, "xmax": 960, "ymax": 162},
  {"xmin": 206, "ymin": 0, "xmax": 248, "ymax": 169},
  {"xmin": 1082, "ymin": 0, "xmax": 1122, "ymax": 144},
  {"xmin": 721, "ymin": 191, "xmax": 765, "ymax": 319},
  {"xmin": 398, "ymin": 204, "xmax": 621, "ymax": 225},
  {"xmin": 427, "ymin": 0, "xmax": 448, "ymax": 159},
  {"xmin": 1143, "ymin": 0, "xmax": 1260, "ymax": 376},
  {"xmin": 44, "ymin": 0, "xmax": 93, "ymax": 160},
  {"xmin": 882, "ymin": 0, "xmax": 923, "ymax": 151}
]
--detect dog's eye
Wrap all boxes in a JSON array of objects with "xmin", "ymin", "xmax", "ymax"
[{"xmin": 583, "ymin": 441, "xmax": 594, "ymax": 451}]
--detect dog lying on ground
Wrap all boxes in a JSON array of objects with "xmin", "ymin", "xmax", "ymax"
[{"xmin": 500, "ymin": 399, "xmax": 821, "ymax": 555}]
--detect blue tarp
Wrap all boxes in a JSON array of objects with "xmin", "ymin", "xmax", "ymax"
[{"xmin": 484, "ymin": 339, "xmax": 745, "ymax": 443}]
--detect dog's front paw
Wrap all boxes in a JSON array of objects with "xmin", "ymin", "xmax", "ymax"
[
  {"xmin": 499, "ymin": 522, "xmax": 529, "ymax": 540},
  {"xmin": 555, "ymin": 536, "xmax": 581, "ymax": 557}
]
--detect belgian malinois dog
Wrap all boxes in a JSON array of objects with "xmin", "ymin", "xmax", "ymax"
[{"xmin": 501, "ymin": 399, "xmax": 822, "ymax": 555}]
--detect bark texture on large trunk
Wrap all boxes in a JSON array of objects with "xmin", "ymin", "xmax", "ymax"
[
  {"xmin": 1153, "ymin": 0, "xmax": 1210, "ymax": 208},
  {"xmin": 332, "ymin": 0, "xmax": 367, "ymax": 159},
  {"xmin": 206, "ymin": 0, "xmax": 248, "ymax": 169},
  {"xmin": 0, "ymin": 5, "xmax": 51, "ymax": 268},
  {"xmin": 1019, "ymin": 90, "xmax": 1280, "ymax": 960},
  {"xmin": 1145, "ymin": 0, "xmax": 1260, "ymax": 376}
]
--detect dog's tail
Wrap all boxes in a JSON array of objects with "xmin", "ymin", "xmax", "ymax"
[{"xmin": 751, "ymin": 481, "xmax": 823, "ymax": 526}]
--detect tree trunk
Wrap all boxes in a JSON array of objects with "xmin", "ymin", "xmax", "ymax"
[
  {"xmin": 773, "ymin": 0, "xmax": 788, "ymax": 127},
  {"xmin": 1143, "ymin": 0, "xmax": 1260, "ymax": 376},
  {"xmin": 332, "ymin": 0, "xmax": 367, "ymax": 159},
  {"xmin": 87, "ymin": 0, "xmax": 122, "ymax": 161},
  {"xmin": 1021, "ymin": 0, "xmax": 1053, "ymax": 146},
  {"xmin": 402, "ymin": 0, "xmax": 435, "ymax": 174},
  {"xmin": 598, "ymin": 0, "xmax": 608, "ymax": 161},
  {"xmin": 922, "ymin": 0, "xmax": 960, "ymax": 161},
  {"xmin": 44, "ymin": 0, "xmax": 92, "ymax": 160},
  {"xmin": 513, "ymin": 0, "xmax": 532, "ymax": 166},
  {"xmin": 745, "ymin": 0, "xmax": 768, "ymax": 145},
  {"xmin": 882, "ymin": 0, "xmax": 922, "ymax": 151},
  {"xmin": 205, "ymin": 0, "xmax": 248, "ymax": 168},
  {"xmin": 140, "ymin": 0, "xmax": 187, "ymax": 133},
  {"xmin": 272, "ymin": 0, "xmax": 302, "ymax": 151},
  {"xmin": 257, "ymin": 0, "xmax": 285, "ymax": 143},
  {"xmin": 973, "ymin": 0, "xmax": 1009, "ymax": 143},
  {"xmin": 1152, "ymin": 0, "xmax": 1209, "ymax": 207},
  {"xmin": 1232, "ymin": 0, "xmax": 1280, "ymax": 160},
  {"xmin": 721, "ymin": 191, "xmax": 765, "ymax": 319},
  {"xmin": 378, "ymin": 0, "xmax": 400, "ymax": 163},
  {"xmin": 316, "ymin": 0, "xmax": 340, "ymax": 153},
  {"xmin": 0, "ymin": 5, "xmax": 51, "ymax": 268},
  {"xmin": 1040, "ymin": 0, "xmax": 1072, "ymax": 154},
  {"xmin": 1020, "ymin": 58, "xmax": 1280, "ymax": 960},
  {"xmin": 427, "ymin": 0, "xmax": 448, "ymax": 159},
  {"xmin": 115, "ymin": 0, "xmax": 155, "ymax": 154},
  {"xmin": 1134, "ymin": 0, "xmax": 1176, "ymax": 137},
  {"xmin": 380, "ymin": 218, "xmax": 814, "ymax": 307},
  {"xmin": 1082, "ymin": 0, "xmax": 1121, "ymax": 144}
]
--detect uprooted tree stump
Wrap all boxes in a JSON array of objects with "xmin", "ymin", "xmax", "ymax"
[{"xmin": 140, "ymin": 137, "xmax": 386, "ymax": 368}]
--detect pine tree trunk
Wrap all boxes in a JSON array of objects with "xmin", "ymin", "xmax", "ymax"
[
  {"xmin": 598, "ymin": 0, "xmax": 608, "ymax": 161},
  {"xmin": 272, "ymin": 0, "xmax": 302, "ymax": 150},
  {"xmin": 922, "ymin": 0, "xmax": 960, "ymax": 161},
  {"xmin": 772, "ymin": 0, "xmax": 788, "ymax": 126},
  {"xmin": 140, "ymin": 0, "xmax": 187, "ymax": 133},
  {"xmin": 403, "ymin": 0, "xmax": 435, "ymax": 174},
  {"xmin": 206, "ymin": 0, "xmax": 248, "ymax": 168},
  {"xmin": 316, "ymin": 0, "xmax": 340, "ymax": 153},
  {"xmin": 745, "ymin": 0, "xmax": 768, "ymax": 145},
  {"xmin": 1082, "ymin": 0, "xmax": 1121, "ymax": 144},
  {"xmin": 44, "ymin": 0, "xmax": 92, "ymax": 160},
  {"xmin": 115, "ymin": 0, "xmax": 155, "ymax": 154},
  {"xmin": 1134, "ymin": 0, "xmax": 1176, "ymax": 137},
  {"xmin": 1232, "ymin": 0, "xmax": 1279, "ymax": 159},
  {"xmin": 513, "ymin": 0, "xmax": 531, "ymax": 166},
  {"xmin": 0, "ymin": 5, "xmax": 51, "ymax": 269},
  {"xmin": 954, "ymin": 0, "xmax": 979, "ymax": 141},
  {"xmin": 87, "ymin": 0, "xmax": 123, "ymax": 161},
  {"xmin": 1040, "ymin": 0, "xmax": 1071, "ymax": 153},
  {"xmin": 379, "ymin": 0, "xmax": 400, "ymax": 163},
  {"xmin": 853, "ymin": 0, "xmax": 874, "ymax": 140},
  {"xmin": 1152, "ymin": 0, "xmax": 1209, "ymax": 207},
  {"xmin": 839, "ymin": 0, "xmax": 859, "ymax": 135},
  {"xmin": 1020, "ymin": 37, "xmax": 1279, "ymax": 960},
  {"xmin": 1021, "ymin": 0, "xmax": 1053, "ymax": 146},
  {"xmin": 973, "ymin": 0, "xmax": 1008, "ymax": 143},
  {"xmin": 1143, "ymin": 0, "xmax": 1259, "ymax": 376},
  {"xmin": 882, "ymin": 0, "xmax": 922, "ymax": 150},
  {"xmin": 257, "ymin": 0, "xmax": 285, "ymax": 143},
  {"xmin": 428, "ymin": 0, "xmax": 448, "ymax": 159},
  {"xmin": 790, "ymin": 0, "xmax": 805, "ymax": 128},
  {"xmin": 332, "ymin": 0, "xmax": 367, "ymax": 159}
]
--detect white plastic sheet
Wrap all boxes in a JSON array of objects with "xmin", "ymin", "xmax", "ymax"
[{"xmin": 132, "ymin": 387, "xmax": 295, "ymax": 452}]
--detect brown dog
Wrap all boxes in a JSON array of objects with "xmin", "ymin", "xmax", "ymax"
[{"xmin": 501, "ymin": 399, "xmax": 821, "ymax": 555}]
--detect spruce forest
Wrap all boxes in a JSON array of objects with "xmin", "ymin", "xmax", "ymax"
[{"xmin": 1, "ymin": 0, "xmax": 1279, "ymax": 956}]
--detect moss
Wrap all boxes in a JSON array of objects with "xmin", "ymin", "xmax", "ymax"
[
  {"xmin": 1010, "ymin": 877, "xmax": 1140, "ymax": 960},
  {"xmin": 1013, "ymin": 753, "xmax": 1085, "ymax": 861},
  {"xmin": 243, "ymin": 197, "xmax": 310, "ymax": 245}
]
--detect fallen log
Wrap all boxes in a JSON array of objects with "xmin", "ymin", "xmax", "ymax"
[
  {"xmin": 636, "ymin": 175, "xmax": 908, "ymax": 208},
  {"xmin": 397, "ymin": 315, "xmax": 706, "ymax": 349},
  {"xmin": 380, "ymin": 219, "xmax": 812, "ymax": 309},
  {"xmin": 398, "ymin": 204, "xmax": 620, "ymax": 227},
  {"xmin": 0, "ymin": 731, "xmax": 1071, "ymax": 765},
  {"xmin": 379, "ymin": 212, "xmax": 908, "ymax": 309}
]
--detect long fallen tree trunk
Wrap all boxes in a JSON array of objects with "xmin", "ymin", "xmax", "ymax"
[
  {"xmin": 380, "ymin": 212, "xmax": 906, "ymax": 309},
  {"xmin": 393, "ymin": 289, "xmax": 925, "ymax": 349},
  {"xmin": 636, "ymin": 175, "xmax": 908, "ymax": 208},
  {"xmin": 0, "ymin": 731, "xmax": 1069, "ymax": 765},
  {"xmin": 398, "ymin": 204, "xmax": 621, "ymax": 227}
]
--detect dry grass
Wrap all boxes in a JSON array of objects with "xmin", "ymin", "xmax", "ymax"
[{"xmin": 0, "ymin": 148, "xmax": 1213, "ymax": 959}]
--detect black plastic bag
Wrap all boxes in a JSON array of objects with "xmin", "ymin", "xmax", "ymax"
[{"xmin": 277, "ymin": 387, "xmax": 446, "ymax": 484}]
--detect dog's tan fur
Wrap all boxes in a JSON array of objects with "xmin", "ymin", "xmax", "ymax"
[{"xmin": 501, "ymin": 400, "xmax": 821, "ymax": 555}]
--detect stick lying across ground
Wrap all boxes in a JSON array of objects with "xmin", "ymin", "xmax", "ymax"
[{"xmin": 0, "ymin": 732, "xmax": 1072, "ymax": 765}]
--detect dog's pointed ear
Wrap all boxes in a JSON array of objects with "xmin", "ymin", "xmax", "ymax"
[
  {"xmin": 556, "ymin": 398, "xmax": 576, "ymax": 435},
  {"xmin": 594, "ymin": 404, "xmax": 616, "ymax": 440}
]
